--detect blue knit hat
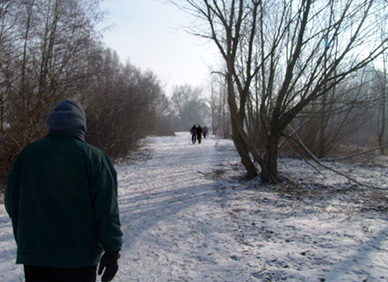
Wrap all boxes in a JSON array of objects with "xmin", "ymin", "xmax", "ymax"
[{"xmin": 45, "ymin": 100, "xmax": 87, "ymax": 141}]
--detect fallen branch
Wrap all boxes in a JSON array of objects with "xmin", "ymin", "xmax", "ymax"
[
  {"xmin": 283, "ymin": 128, "xmax": 385, "ymax": 190},
  {"xmin": 324, "ymin": 144, "xmax": 388, "ymax": 161}
]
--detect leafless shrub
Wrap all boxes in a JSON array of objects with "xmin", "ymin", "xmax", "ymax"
[{"xmin": 0, "ymin": 1, "xmax": 172, "ymax": 183}]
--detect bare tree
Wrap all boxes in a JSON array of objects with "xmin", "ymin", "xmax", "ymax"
[
  {"xmin": 84, "ymin": 48, "xmax": 167, "ymax": 158},
  {"xmin": 173, "ymin": 0, "xmax": 388, "ymax": 183},
  {"xmin": 373, "ymin": 13, "xmax": 388, "ymax": 154},
  {"xmin": 0, "ymin": 0, "xmax": 104, "ymax": 182},
  {"xmin": 170, "ymin": 84, "xmax": 210, "ymax": 131},
  {"xmin": 152, "ymin": 92, "xmax": 175, "ymax": 136},
  {"xmin": 210, "ymin": 71, "xmax": 231, "ymax": 138},
  {"xmin": 0, "ymin": 0, "xmax": 15, "ymax": 135},
  {"xmin": 288, "ymin": 68, "xmax": 371, "ymax": 158},
  {"xmin": 370, "ymin": 66, "xmax": 387, "ymax": 154}
]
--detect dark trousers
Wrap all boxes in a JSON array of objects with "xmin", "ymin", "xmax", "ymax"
[{"xmin": 24, "ymin": 265, "xmax": 97, "ymax": 282}]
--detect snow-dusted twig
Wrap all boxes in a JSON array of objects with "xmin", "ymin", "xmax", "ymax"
[
  {"xmin": 324, "ymin": 144, "xmax": 388, "ymax": 161},
  {"xmin": 283, "ymin": 128, "xmax": 375, "ymax": 189}
]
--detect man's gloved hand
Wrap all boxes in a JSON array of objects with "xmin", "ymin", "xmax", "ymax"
[{"xmin": 98, "ymin": 251, "xmax": 120, "ymax": 281}]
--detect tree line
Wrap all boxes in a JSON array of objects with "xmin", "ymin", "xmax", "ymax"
[{"xmin": 0, "ymin": 0, "xmax": 175, "ymax": 184}]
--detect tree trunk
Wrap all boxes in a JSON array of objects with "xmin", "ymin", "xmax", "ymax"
[
  {"xmin": 230, "ymin": 117, "xmax": 258, "ymax": 179},
  {"xmin": 263, "ymin": 134, "xmax": 279, "ymax": 183},
  {"xmin": 226, "ymin": 64, "xmax": 258, "ymax": 179},
  {"xmin": 378, "ymin": 72, "xmax": 386, "ymax": 155}
]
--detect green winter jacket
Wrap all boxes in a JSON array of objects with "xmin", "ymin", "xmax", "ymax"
[{"xmin": 5, "ymin": 132, "xmax": 122, "ymax": 268}]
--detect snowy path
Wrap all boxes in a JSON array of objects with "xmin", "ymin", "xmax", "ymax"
[
  {"xmin": 114, "ymin": 133, "xmax": 253, "ymax": 281},
  {"xmin": 1, "ymin": 132, "xmax": 388, "ymax": 281}
]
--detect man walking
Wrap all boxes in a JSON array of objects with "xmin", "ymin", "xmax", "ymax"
[
  {"xmin": 203, "ymin": 126, "xmax": 208, "ymax": 139},
  {"xmin": 5, "ymin": 100, "xmax": 123, "ymax": 282},
  {"xmin": 197, "ymin": 125, "xmax": 203, "ymax": 144},
  {"xmin": 190, "ymin": 125, "xmax": 197, "ymax": 144}
]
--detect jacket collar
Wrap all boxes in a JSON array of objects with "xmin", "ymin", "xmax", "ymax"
[{"xmin": 45, "ymin": 131, "xmax": 85, "ymax": 142}]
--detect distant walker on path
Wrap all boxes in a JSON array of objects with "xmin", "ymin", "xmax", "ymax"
[
  {"xmin": 203, "ymin": 126, "xmax": 208, "ymax": 139},
  {"xmin": 190, "ymin": 125, "xmax": 197, "ymax": 144},
  {"xmin": 197, "ymin": 125, "xmax": 204, "ymax": 144}
]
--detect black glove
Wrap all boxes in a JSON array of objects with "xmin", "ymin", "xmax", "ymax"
[{"xmin": 98, "ymin": 251, "xmax": 120, "ymax": 281}]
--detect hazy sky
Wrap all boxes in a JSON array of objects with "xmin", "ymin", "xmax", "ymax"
[{"xmin": 99, "ymin": 0, "xmax": 219, "ymax": 95}]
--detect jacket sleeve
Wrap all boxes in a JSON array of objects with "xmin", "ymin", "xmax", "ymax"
[
  {"xmin": 5, "ymin": 152, "xmax": 23, "ymax": 239},
  {"xmin": 90, "ymin": 152, "xmax": 123, "ymax": 253}
]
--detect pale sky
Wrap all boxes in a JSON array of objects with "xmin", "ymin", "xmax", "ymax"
[{"xmin": 99, "ymin": 0, "xmax": 220, "ymax": 95}]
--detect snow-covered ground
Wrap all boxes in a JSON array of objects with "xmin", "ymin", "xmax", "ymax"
[{"xmin": 0, "ymin": 132, "xmax": 388, "ymax": 281}]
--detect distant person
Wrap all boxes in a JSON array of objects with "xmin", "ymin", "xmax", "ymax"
[
  {"xmin": 197, "ymin": 125, "xmax": 203, "ymax": 144},
  {"xmin": 203, "ymin": 126, "xmax": 209, "ymax": 139},
  {"xmin": 190, "ymin": 125, "xmax": 197, "ymax": 144},
  {"xmin": 5, "ymin": 100, "xmax": 122, "ymax": 282}
]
